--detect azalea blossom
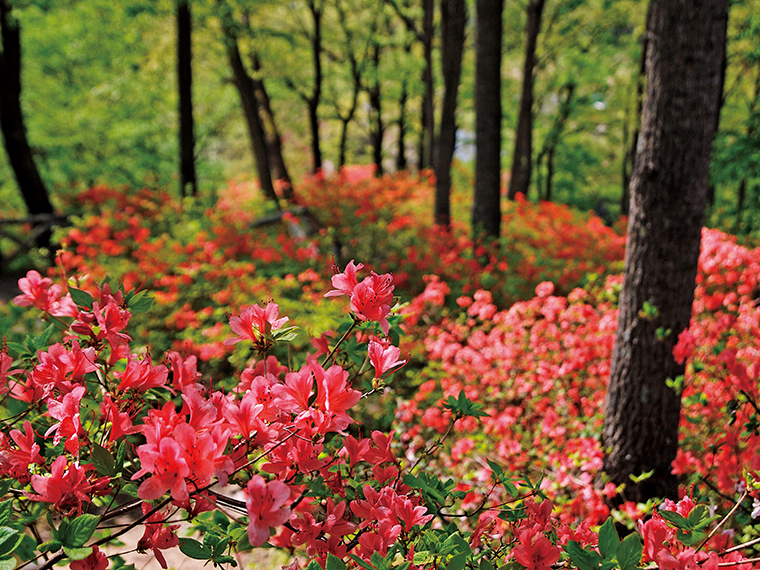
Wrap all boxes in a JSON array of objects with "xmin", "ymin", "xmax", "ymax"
[
  {"xmin": 368, "ymin": 339, "xmax": 406, "ymax": 380},
  {"xmin": 245, "ymin": 475, "xmax": 292, "ymax": 547},
  {"xmin": 225, "ymin": 302, "xmax": 288, "ymax": 348},
  {"xmin": 513, "ymin": 529, "xmax": 561, "ymax": 570}
]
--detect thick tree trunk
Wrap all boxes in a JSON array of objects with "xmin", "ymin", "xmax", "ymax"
[
  {"xmin": 507, "ymin": 0, "xmax": 545, "ymax": 201},
  {"xmin": 225, "ymin": 36, "xmax": 279, "ymax": 206},
  {"xmin": 434, "ymin": 0, "xmax": 466, "ymax": 228},
  {"xmin": 0, "ymin": 0, "xmax": 53, "ymax": 220},
  {"xmin": 472, "ymin": 0, "xmax": 504, "ymax": 239},
  {"xmin": 602, "ymin": 0, "xmax": 728, "ymax": 504},
  {"xmin": 177, "ymin": 0, "xmax": 197, "ymax": 198}
]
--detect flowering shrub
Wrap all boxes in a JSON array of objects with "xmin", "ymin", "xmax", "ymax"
[
  {"xmin": 1, "ymin": 253, "xmax": 759, "ymax": 570},
  {"xmin": 396, "ymin": 228, "xmax": 760, "ymax": 533}
]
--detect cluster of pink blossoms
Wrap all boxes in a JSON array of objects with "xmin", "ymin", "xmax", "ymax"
[{"xmin": 0, "ymin": 263, "xmax": 429, "ymax": 569}]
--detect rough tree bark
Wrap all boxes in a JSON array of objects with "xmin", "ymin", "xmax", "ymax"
[
  {"xmin": 433, "ymin": 0, "xmax": 466, "ymax": 228},
  {"xmin": 507, "ymin": 0, "xmax": 545, "ymax": 201},
  {"xmin": 0, "ymin": 0, "xmax": 54, "ymax": 220},
  {"xmin": 471, "ymin": 0, "xmax": 504, "ymax": 239},
  {"xmin": 177, "ymin": 0, "xmax": 197, "ymax": 197},
  {"xmin": 602, "ymin": 0, "xmax": 728, "ymax": 503}
]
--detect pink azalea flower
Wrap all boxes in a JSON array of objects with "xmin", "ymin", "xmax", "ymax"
[
  {"xmin": 245, "ymin": 475, "xmax": 291, "ymax": 547},
  {"xmin": 368, "ymin": 339, "xmax": 406, "ymax": 380},
  {"xmin": 225, "ymin": 303, "xmax": 288, "ymax": 345},
  {"xmin": 70, "ymin": 545, "xmax": 108, "ymax": 570}
]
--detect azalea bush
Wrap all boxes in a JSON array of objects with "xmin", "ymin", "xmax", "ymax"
[
  {"xmin": 5, "ymin": 173, "xmax": 628, "ymax": 383},
  {"xmin": 395, "ymin": 228, "xmax": 760, "ymax": 530},
  {"xmin": 1, "ymin": 259, "xmax": 759, "ymax": 570}
]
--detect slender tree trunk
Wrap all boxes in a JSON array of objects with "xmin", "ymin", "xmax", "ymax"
[
  {"xmin": 177, "ymin": 0, "xmax": 197, "ymax": 198},
  {"xmin": 421, "ymin": 0, "xmax": 435, "ymax": 170},
  {"xmin": 539, "ymin": 82, "xmax": 574, "ymax": 202},
  {"xmin": 507, "ymin": 0, "xmax": 545, "ymax": 201},
  {"xmin": 434, "ymin": 0, "xmax": 466, "ymax": 228},
  {"xmin": 250, "ymin": 53, "xmax": 295, "ymax": 202},
  {"xmin": 472, "ymin": 0, "xmax": 504, "ymax": 239},
  {"xmin": 602, "ymin": 0, "xmax": 728, "ymax": 504},
  {"xmin": 307, "ymin": 0, "xmax": 324, "ymax": 173},
  {"xmin": 734, "ymin": 62, "xmax": 760, "ymax": 233},
  {"xmin": 706, "ymin": 15, "xmax": 728, "ymax": 209},
  {"xmin": 0, "ymin": 0, "xmax": 54, "ymax": 221},
  {"xmin": 369, "ymin": 42, "xmax": 384, "ymax": 176},
  {"xmin": 225, "ymin": 36, "xmax": 279, "ymax": 206},
  {"xmin": 623, "ymin": 5, "xmax": 651, "ymax": 217},
  {"xmin": 396, "ymin": 80, "xmax": 408, "ymax": 171}
]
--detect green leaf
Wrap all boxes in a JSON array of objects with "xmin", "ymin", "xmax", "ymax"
[
  {"xmin": 32, "ymin": 325, "xmax": 56, "ymax": 351},
  {"xmin": 0, "ymin": 502, "xmax": 12, "ymax": 527},
  {"xmin": 617, "ymin": 533, "xmax": 643, "ymax": 570},
  {"xmin": 5, "ymin": 342, "xmax": 28, "ymax": 358},
  {"xmin": 598, "ymin": 518, "xmax": 620, "ymax": 560},
  {"xmin": 179, "ymin": 538, "xmax": 212, "ymax": 560},
  {"xmin": 564, "ymin": 541, "xmax": 603, "ymax": 570},
  {"xmin": 64, "ymin": 546, "xmax": 93, "ymax": 560},
  {"xmin": 0, "ymin": 527, "xmax": 22, "ymax": 558},
  {"xmin": 629, "ymin": 470, "xmax": 654, "ymax": 484},
  {"xmin": 116, "ymin": 440, "xmax": 127, "ymax": 473},
  {"xmin": 91, "ymin": 442, "xmax": 116, "ymax": 477},
  {"xmin": 687, "ymin": 505, "xmax": 711, "ymax": 529},
  {"xmin": 38, "ymin": 540, "xmax": 62, "ymax": 554},
  {"xmin": 326, "ymin": 554, "xmax": 347, "ymax": 570},
  {"xmin": 658, "ymin": 510, "xmax": 690, "ymax": 529},
  {"xmin": 69, "ymin": 287, "xmax": 94, "ymax": 310},
  {"xmin": 67, "ymin": 514, "xmax": 100, "ymax": 548},
  {"xmin": 0, "ymin": 558, "xmax": 16, "ymax": 570},
  {"xmin": 0, "ymin": 482, "xmax": 12, "ymax": 501},
  {"xmin": 128, "ymin": 290, "xmax": 154, "ymax": 313},
  {"xmin": 306, "ymin": 561, "xmax": 324, "ymax": 570},
  {"xmin": 447, "ymin": 552, "xmax": 468, "ymax": 570},
  {"xmin": 480, "ymin": 559, "xmax": 496, "ymax": 570},
  {"xmin": 349, "ymin": 554, "xmax": 377, "ymax": 570}
]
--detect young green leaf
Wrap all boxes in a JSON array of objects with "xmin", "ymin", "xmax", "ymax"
[
  {"xmin": 179, "ymin": 538, "xmax": 213, "ymax": 560},
  {"xmin": 616, "ymin": 533, "xmax": 643, "ymax": 570},
  {"xmin": 67, "ymin": 514, "xmax": 100, "ymax": 547},
  {"xmin": 598, "ymin": 518, "xmax": 620, "ymax": 560}
]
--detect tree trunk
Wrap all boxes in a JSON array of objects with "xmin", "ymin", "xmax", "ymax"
[
  {"xmin": 507, "ymin": 0, "xmax": 545, "ymax": 201},
  {"xmin": 177, "ymin": 0, "xmax": 197, "ymax": 198},
  {"xmin": 434, "ymin": 0, "xmax": 466, "ymax": 228},
  {"xmin": 623, "ymin": 5, "xmax": 651, "ymax": 217},
  {"xmin": 307, "ymin": 0, "xmax": 324, "ymax": 173},
  {"xmin": 602, "ymin": 0, "xmax": 728, "ymax": 504},
  {"xmin": 396, "ymin": 79, "xmax": 408, "ymax": 171},
  {"xmin": 472, "ymin": 0, "xmax": 504, "ymax": 239},
  {"xmin": 420, "ymin": 0, "xmax": 435, "ymax": 170},
  {"xmin": 538, "ymin": 82, "xmax": 574, "ymax": 202},
  {"xmin": 369, "ymin": 42, "xmax": 384, "ymax": 176},
  {"xmin": 250, "ymin": 53, "xmax": 295, "ymax": 202},
  {"xmin": 0, "ymin": 0, "xmax": 54, "ymax": 222},
  {"xmin": 734, "ymin": 62, "xmax": 760, "ymax": 233},
  {"xmin": 225, "ymin": 35, "xmax": 279, "ymax": 206}
]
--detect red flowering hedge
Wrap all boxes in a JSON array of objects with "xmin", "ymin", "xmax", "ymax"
[{"xmin": 0, "ymin": 173, "xmax": 759, "ymax": 569}]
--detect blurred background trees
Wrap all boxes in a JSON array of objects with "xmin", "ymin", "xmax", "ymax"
[{"xmin": 0, "ymin": 0, "xmax": 757, "ymax": 240}]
